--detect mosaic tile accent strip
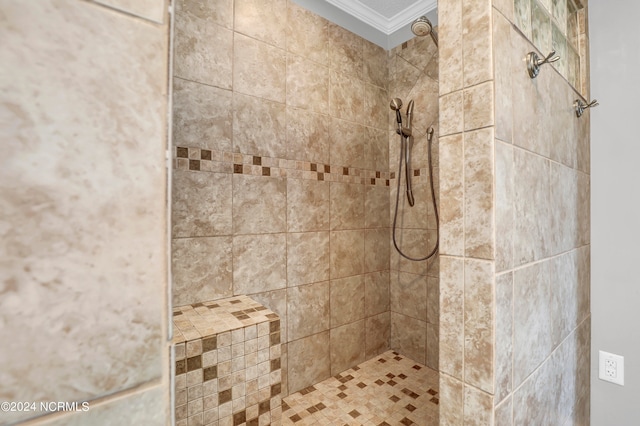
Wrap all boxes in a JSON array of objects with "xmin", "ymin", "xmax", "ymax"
[
  {"xmin": 281, "ymin": 351, "xmax": 439, "ymax": 426},
  {"xmin": 173, "ymin": 296, "xmax": 282, "ymax": 426},
  {"xmin": 174, "ymin": 146, "xmax": 392, "ymax": 187}
]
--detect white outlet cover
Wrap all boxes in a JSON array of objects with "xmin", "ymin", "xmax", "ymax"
[{"xmin": 599, "ymin": 350, "xmax": 625, "ymax": 386}]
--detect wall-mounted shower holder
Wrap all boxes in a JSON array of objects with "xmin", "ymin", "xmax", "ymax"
[
  {"xmin": 574, "ymin": 99, "xmax": 599, "ymax": 117},
  {"xmin": 527, "ymin": 50, "xmax": 560, "ymax": 78}
]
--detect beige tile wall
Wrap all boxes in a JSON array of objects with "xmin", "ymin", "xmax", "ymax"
[
  {"xmin": 387, "ymin": 35, "xmax": 441, "ymax": 371},
  {"xmin": 438, "ymin": 0, "xmax": 590, "ymax": 423},
  {"xmin": 0, "ymin": 0, "xmax": 170, "ymax": 424},
  {"xmin": 171, "ymin": 0, "xmax": 393, "ymax": 395}
]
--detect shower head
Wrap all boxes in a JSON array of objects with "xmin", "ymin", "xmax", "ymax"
[
  {"xmin": 390, "ymin": 98, "xmax": 403, "ymax": 124},
  {"xmin": 411, "ymin": 16, "xmax": 439, "ymax": 47}
]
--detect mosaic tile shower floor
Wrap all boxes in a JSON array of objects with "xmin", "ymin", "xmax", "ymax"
[{"xmin": 282, "ymin": 351, "xmax": 439, "ymax": 426}]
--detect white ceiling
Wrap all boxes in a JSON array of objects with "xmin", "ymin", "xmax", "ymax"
[{"xmin": 293, "ymin": 0, "xmax": 438, "ymax": 50}]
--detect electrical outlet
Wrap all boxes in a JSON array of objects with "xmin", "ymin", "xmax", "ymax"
[{"xmin": 599, "ymin": 350, "xmax": 625, "ymax": 386}]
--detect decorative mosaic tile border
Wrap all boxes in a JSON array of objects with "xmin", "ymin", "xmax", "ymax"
[
  {"xmin": 173, "ymin": 295, "xmax": 280, "ymax": 345},
  {"xmin": 174, "ymin": 146, "xmax": 436, "ymax": 187},
  {"xmin": 282, "ymin": 350, "xmax": 439, "ymax": 425}
]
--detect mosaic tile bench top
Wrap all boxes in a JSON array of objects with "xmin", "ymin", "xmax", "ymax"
[
  {"xmin": 173, "ymin": 295, "xmax": 282, "ymax": 426},
  {"xmin": 282, "ymin": 351, "xmax": 439, "ymax": 426},
  {"xmin": 173, "ymin": 295, "xmax": 280, "ymax": 344}
]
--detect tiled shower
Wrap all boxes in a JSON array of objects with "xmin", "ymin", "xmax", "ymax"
[{"xmin": 171, "ymin": 0, "xmax": 591, "ymax": 425}]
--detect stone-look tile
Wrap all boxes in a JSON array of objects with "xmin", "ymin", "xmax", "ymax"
[
  {"xmin": 495, "ymin": 272, "xmax": 513, "ymax": 404},
  {"xmin": 513, "ymin": 261, "xmax": 553, "ymax": 387},
  {"xmin": 40, "ymin": 385, "xmax": 166, "ymax": 425},
  {"xmin": 330, "ymin": 118, "xmax": 365, "ymax": 168},
  {"xmin": 365, "ymin": 185, "xmax": 389, "ymax": 229},
  {"xmin": 462, "ymin": 0, "xmax": 493, "ymax": 87},
  {"xmin": 440, "ymin": 91, "xmax": 464, "ymax": 136},
  {"xmin": 93, "ymin": 0, "xmax": 165, "ymax": 23},
  {"xmin": 365, "ymin": 271, "xmax": 390, "ymax": 317},
  {"xmin": 390, "ymin": 313, "xmax": 426, "ymax": 364},
  {"xmin": 439, "ymin": 134, "xmax": 464, "ymax": 257},
  {"xmin": 464, "ymin": 128, "xmax": 495, "ymax": 260},
  {"xmin": 175, "ymin": 0, "xmax": 232, "ymax": 29},
  {"xmin": 549, "ymin": 163, "xmax": 578, "ymax": 254},
  {"xmin": 510, "ymin": 28, "xmax": 552, "ymax": 159},
  {"xmin": 575, "ymin": 105, "xmax": 590, "ymax": 173},
  {"xmin": 463, "ymin": 385, "xmax": 493, "ymax": 426},
  {"xmin": 463, "ymin": 81, "xmax": 494, "ymax": 131},
  {"xmin": 464, "ymin": 260, "xmax": 494, "ymax": 393},
  {"xmin": 364, "ymin": 126, "xmax": 388, "ymax": 171},
  {"xmin": 390, "ymin": 271, "xmax": 427, "ymax": 321},
  {"xmin": 330, "ymin": 275, "xmax": 365, "ymax": 327},
  {"xmin": 531, "ymin": 0, "xmax": 552, "ymax": 54},
  {"xmin": 285, "ymin": 107, "xmax": 330, "ymax": 163},
  {"xmin": 286, "ymin": 0, "xmax": 329, "ymax": 64},
  {"xmin": 390, "ymin": 228, "xmax": 435, "ymax": 276},
  {"xmin": 399, "ymin": 36, "xmax": 438, "ymax": 72},
  {"xmin": 576, "ymin": 171, "xmax": 590, "ymax": 246},
  {"xmin": 172, "ymin": 171, "xmax": 232, "ymax": 238},
  {"xmin": 174, "ymin": 6, "xmax": 232, "ymax": 89},
  {"xmin": 233, "ymin": 234, "xmax": 286, "ymax": 294},
  {"xmin": 328, "ymin": 23, "xmax": 363, "ymax": 79},
  {"xmin": 513, "ymin": 147, "xmax": 551, "ymax": 265},
  {"xmin": 287, "ymin": 282, "xmax": 330, "ymax": 341},
  {"xmin": 439, "ymin": 375, "xmax": 464, "ymax": 426},
  {"xmin": 286, "ymin": 54, "xmax": 330, "ymax": 114},
  {"xmin": 426, "ymin": 322, "xmax": 439, "ymax": 370},
  {"xmin": 439, "ymin": 0, "xmax": 464, "ymax": 94},
  {"xmin": 172, "ymin": 78, "xmax": 232, "ymax": 151},
  {"xmin": 495, "ymin": 396, "xmax": 513, "ymax": 426},
  {"xmin": 439, "ymin": 256, "xmax": 464, "ymax": 380},
  {"xmin": 514, "ymin": 0, "xmax": 532, "ymax": 39},
  {"xmin": 286, "ymin": 178, "xmax": 330, "ymax": 232},
  {"xmin": 233, "ymin": 174, "xmax": 286, "ymax": 234},
  {"xmin": 493, "ymin": 10, "xmax": 513, "ymax": 143},
  {"xmin": 365, "ymin": 228, "xmax": 390, "ymax": 273},
  {"xmin": 390, "ymin": 57, "xmax": 421, "ymax": 109},
  {"xmin": 405, "ymin": 73, "xmax": 440, "ymax": 133},
  {"xmin": 330, "ymin": 182, "xmax": 364, "ymax": 230},
  {"xmin": 287, "ymin": 332, "xmax": 330, "ymax": 394},
  {"xmin": 495, "ymin": 141, "xmax": 514, "ymax": 272},
  {"xmin": 329, "ymin": 70, "xmax": 365, "ymax": 124},
  {"xmin": 427, "ymin": 277, "xmax": 439, "ymax": 325},
  {"xmin": 330, "ymin": 230, "xmax": 364, "ymax": 279},
  {"xmin": 549, "ymin": 251, "xmax": 580, "ymax": 347},
  {"xmin": 330, "ymin": 320, "xmax": 367, "ymax": 376},
  {"xmin": 363, "ymin": 39, "xmax": 388, "ymax": 89},
  {"xmin": 286, "ymin": 232, "xmax": 330, "ymax": 286},
  {"xmin": 173, "ymin": 237, "xmax": 232, "ymax": 309},
  {"xmin": 1, "ymin": 1, "xmax": 169, "ymax": 417},
  {"xmin": 364, "ymin": 83, "xmax": 389, "ymax": 130},
  {"xmin": 576, "ymin": 246, "xmax": 591, "ymax": 330},
  {"xmin": 251, "ymin": 288, "xmax": 288, "ymax": 342},
  {"xmin": 234, "ymin": 0, "xmax": 286, "ymax": 48},
  {"xmin": 233, "ymin": 92, "xmax": 286, "ymax": 158},
  {"xmin": 394, "ymin": 183, "xmax": 432, "ymax": 230},
  {"xmin": 233, "ymin": 33, "xmax": 286, "ymax": 103},
  {"xmin": 493, "ymin": 0, "xmax": 514, "ymax": 22},
  {"xmin": 366, "ymin": 312, "xmax": 391, "ymax": 358}
]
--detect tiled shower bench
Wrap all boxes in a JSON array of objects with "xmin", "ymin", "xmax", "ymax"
[{"xmin": 172, "ymin": 295, "xmax": 282, "ymax": 426}]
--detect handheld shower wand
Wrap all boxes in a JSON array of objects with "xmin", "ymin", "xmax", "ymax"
[{"xmin": 404, "ymin": 100, "xmax": 415, "ymax": 206}]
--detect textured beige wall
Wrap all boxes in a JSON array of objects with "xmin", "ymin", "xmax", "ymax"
[
  {"xmin": 438, "ymin": 0, "xmax": 590, "ymax": 423},
  {"xmin": 0, "ymin": 0, "xmax": 170, "ymax": 424},
  {"xmin": 170, "ymin": 0, "xmax": 392, "ymax": 396}
]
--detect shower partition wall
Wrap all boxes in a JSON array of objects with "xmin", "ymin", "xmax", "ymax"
[{"xmin": 437, "ymin": 0, "xmax": 591, "ymax": 423}]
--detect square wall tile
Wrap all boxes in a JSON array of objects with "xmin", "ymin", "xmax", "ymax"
[
  {"xmin": 366, "ymin": 312, "xmax": 391, "ymax": 358},
  {"xmin": 234, "ymin": 0, "xmax": 286, "ymax": 48},
  {"xmin": 463, "ymin": 81, "xmax": 494, "ymax": 131},
  {"xmin": 286, "ymin": 1, "xmax": 329, "ymax": 64},
  {"xmin": 365, "ymin": 185, "xmax": 389, "ymax": 229},
  {"xmin": 286, "ymin": 54, "xmax": 329, "ymax": 114},
  {"xmin": 173, "ymin": 237, "xmax": 233, "ymax": 306},
  {"xmin": 439, "ymin": 256, "xmax": 464, "ymax": 380},
  {"xmin": 286, "ymin": 178, "xmax": 330, "ymax": 232},
  {"xmin": 233, "ymin": 234, "xmax": 287, "ymax": 294},
  {"xmin": 365, "ymin": 271, "xmax": 390, "ymax": 317},
  {"xmin": 330, "ymin": 275, "xmax": 365, "ymax": 327},
  {"xmin": 287, "ymin": 282, "xmax": 330, "ymax": 341},
  {"xmin": 285, "ymin": 107, "xmax": 330, "ymax": 164},
  {"xmin": 390, "ymin": 271, "xmax": 427, "ymax": 321},
  {"xmin": 330, "ymin": 320, "xmax": 366, "ymax": 375},
  {"xmin": 462, "ymin": 0, "xmax": 493, "ymax": 87},
  {"xmin": 329, "ymin": 118, "xmax": 365, "ymax": 169},
  {"xmin": 364, "ymin": 228, "xmax": 390, "ymax": 273},
  {"xmin": 329, "ymin": 70, "xmax": 364, "ymax": 124},
  {"xmin": 233, "ymin": 33, "xmax": 286, "ymax": 103},
  {"xmin": 330, "ymin": 182, "xmax": 364, "ymax": 230},
  {"xmin": 233, "ymin": 93, "xmax": 286, "ymax": 158},
  {"xmin": 232, "ymin": 174, "xmax": 286, "ymax": 234},
  {"xmin": 328, "ymin": 23, "xmax": 363, "ymax": 79},
  {"xmin": 172, "ymin": 78, "xmax": 232, "ymax": 151},
  {"xmin": 438, "ymin": 134, "xmax": 464, "ymax": 257},
  {"xmin": 330, "ymin": 230, "xmax": 364, "ymax": 279},
  {"xmin": 287, "ymin": 332, "xmax": 330, "ymax": 394},
  {"xmin": 390, "ymin": 313, "xmax": 426, "ymax": 364},
  {"xmin": 287, "ymin": 232, "xmax": 330, "ymax": 287}
]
